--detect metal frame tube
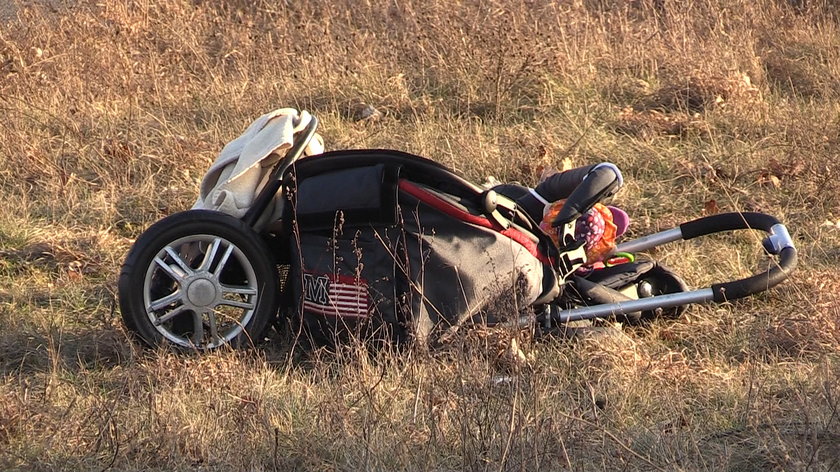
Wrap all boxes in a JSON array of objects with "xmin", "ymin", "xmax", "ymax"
[
  {"xmin": 615, "ymin": 227, "xmax": 683, "ymax": 254},
  {"xmin": 242, "ymin": 117, "xmax": 319, "ymax": 228},
  {"xmin": 554, "ymin": 288, "xmax": 715, "ymax": 323}
]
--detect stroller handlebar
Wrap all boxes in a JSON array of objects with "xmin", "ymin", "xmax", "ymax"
[
  {"xmin": 680, "ymin": 212, "xmax": 782, "ymax": 239},
  {"xmin": 676, "ymin": 212, "xmax": 798, "ymax": 302},
  {"xmin": 682, "ymin": 213, "xmax": 799, "ymax": 302},
  {"xmin": 556, "ymin": 212, "xmax": 798, "ymax": 323},
  {"xmin": 711, "ymin": 245, "xmax": 797, "ymax": 302}
]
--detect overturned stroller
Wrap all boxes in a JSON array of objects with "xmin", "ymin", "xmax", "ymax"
[{"xmin": 118, "ymin": 111, "xmax": 797, "ymax": 350}]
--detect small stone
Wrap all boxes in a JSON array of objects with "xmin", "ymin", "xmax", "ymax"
[{"xmin": 351, "ymin": 103, "xmax": 382, "ymax": 123}]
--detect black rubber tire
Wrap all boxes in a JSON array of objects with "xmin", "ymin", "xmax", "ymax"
[
  {"xmin": 630, "ymin": 263, "xmax": 689, "ymax": 324},
  {"xmin": 118, "ymin": 210, "xmax": 279, "ymax": 350}
]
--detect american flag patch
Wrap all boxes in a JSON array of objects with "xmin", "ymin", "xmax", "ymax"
[{"xmin": 302, "ymin": 272, "xmax": 370, "ymax": 318}]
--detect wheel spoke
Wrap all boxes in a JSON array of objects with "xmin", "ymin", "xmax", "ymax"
[
  {"xmin": 220, "ymin": 284, "xmax": 257, "ymax": 296},
  {"xmin": 164, "ymin": 245, "xmax": 194, "ymax": 276},
  {"xmin": 153, "ymin": 257, "xmax": 185, "ymax": 282},
  {"xmin": 206, "ymin": 310, "xmax": 220, "ymax": 345},
  {"xmin": 192, "ymin": 311, "xmax": 204, "ymax": 346},
  {"xmin": 213, "ymin": 244, "xmax": 235, "ymax": 278},
  {"xmin": 218, "ymin": 298, "xmax": 255, "ymax": 310},
  {"xmin": 147, "ymin": 290, "xmax": 183, "ymax": 312},
  {"xmin": 154, "ymin": 304, "xmax": 188, "ymax": 325},
  {"xmin": 198, "ymin": 238, "xmax": 222, "ymax": 272},
  {"xmin": 136, "ymin": 224, "xmax": 264, "ymax": 350}
]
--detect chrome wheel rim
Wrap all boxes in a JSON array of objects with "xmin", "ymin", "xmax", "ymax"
[{"xmin": 142, "ymin": 234, "xmax": 259, "ymax": 349}]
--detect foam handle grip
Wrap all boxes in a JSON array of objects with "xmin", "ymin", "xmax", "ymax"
[
  {"xmin": 711, "ymin": 246, "xmax": 797, "ymax": 302},
  {"xmin": 680, "ymin": 212, "xmax": 780, "ymax": 239},
  {"xmin": 678, "ymin": 213, "xmax": 797, "ymax": 302},
  {"xmin": 551, "ymin": 167, "xmax": 620, "ymax": 227}
]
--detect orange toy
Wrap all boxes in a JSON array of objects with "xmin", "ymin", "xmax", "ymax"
[{"xmin": 540, "ymin": 200, "xmax": 618, "ymax": 263}]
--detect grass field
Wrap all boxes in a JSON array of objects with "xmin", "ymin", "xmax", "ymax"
[{"xmin": 1, "ymin": 0, "xmax": 839, "ymax": 470}]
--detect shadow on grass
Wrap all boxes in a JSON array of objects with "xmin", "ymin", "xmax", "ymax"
[{"xmin": 0, "ymin": 326, "xmax": 132, "ymax": 377}]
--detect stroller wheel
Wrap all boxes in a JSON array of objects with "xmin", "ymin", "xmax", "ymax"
[
  {"xmin": 118, "ymin": 210, "xmax": 279, "ymax": 350},
  {"xmin": 632, "ymin": 264, "xmax": 689, "ymax": 323}
]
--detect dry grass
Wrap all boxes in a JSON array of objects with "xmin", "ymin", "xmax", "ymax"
[{"xmin": 1, "ymin": 0, "xmax": 839, "ymax": 470}]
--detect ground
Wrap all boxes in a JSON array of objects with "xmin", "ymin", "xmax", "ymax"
[{"xmin": 0, "ymin": 1, "xmax": 838, "ymax": 470}]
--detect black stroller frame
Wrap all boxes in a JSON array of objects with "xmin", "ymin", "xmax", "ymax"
[
  {"xmin": 118, "ymin": 116, "xmax": 798, "ymax": 350},
  {"xmin": 554, "ymin": 213, "xmax": 796, "ymax": 323}
]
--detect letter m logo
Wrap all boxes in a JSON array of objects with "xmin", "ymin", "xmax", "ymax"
[{"xmin": 303, "ymin": 273, "xmax": 330, "ymax": 306}]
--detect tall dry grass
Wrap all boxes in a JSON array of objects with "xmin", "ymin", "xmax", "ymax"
[{"xmin": 1, "ymin": 0, "xmax": 838, "ymax": 470}]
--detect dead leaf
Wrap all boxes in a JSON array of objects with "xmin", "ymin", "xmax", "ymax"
[
  {"xmin": 703, "ymin": 199, "xmax": 720, "ymax": 215},
  {"xmin": 769, "ymin": 158, "xmax": 805, "ymax": 179},
  {"xmin": 822, "ymin": 219, "xmax": 840, "ymax": 230},
  {"xmin": 560, "ymin": 157, "xmax": 574, "ymax": 172}
]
